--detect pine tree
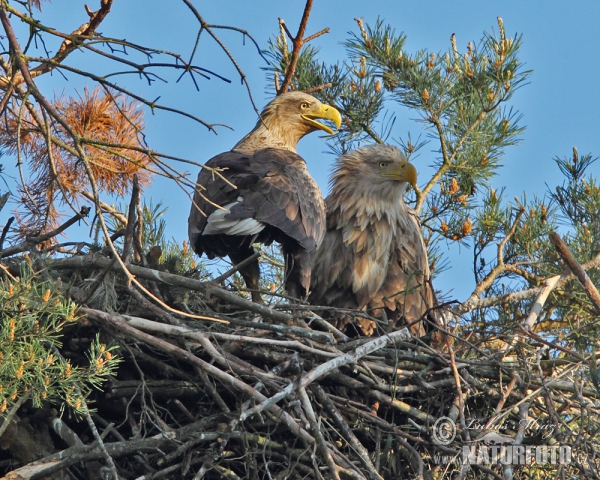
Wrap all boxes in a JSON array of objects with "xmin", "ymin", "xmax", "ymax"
[{"xmin": 0, "ymin": 2, "xmax": 598, "ymax": 478}]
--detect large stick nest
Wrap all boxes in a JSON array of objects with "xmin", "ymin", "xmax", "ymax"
[{"xmin": 0, "ymin": 214, "xmax": 599, "ymax": 480}]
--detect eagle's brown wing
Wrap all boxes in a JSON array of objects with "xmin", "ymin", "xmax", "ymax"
[
  {"xmin": 372, "ymin": 209, "xmax": 433, "ymax": 335},
  {"xmin": 242, "ymin": 148, "xmax": 325, "ymax": 253},
  {"xmin": 188, "ymin": 147, "xmax": 325, "ymax": 296},
  {"xmin": 188, "ymin": 147, "xmax": 323, "ymax": 254}
]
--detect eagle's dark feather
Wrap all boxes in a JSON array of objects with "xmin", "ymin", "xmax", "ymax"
[
  {"xmin": 188, "ymin": 92, "xmax": 339, "ymax": 302},
  {"xmin": 189, "ymin": 148, "xmax": 325, "ymax": 296}
]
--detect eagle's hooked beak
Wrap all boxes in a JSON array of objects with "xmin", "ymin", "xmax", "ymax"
[
  {"xmin": 302, "ymin": 103, "xmax": 342, "ymax": 134},
  {"xmin": 381, "ymin": 161, "xmax": 417, "ymax": 188}
]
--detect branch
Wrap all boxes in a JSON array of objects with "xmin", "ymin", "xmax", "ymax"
[
  {"xmin": 522, "ymin": 274, "xmax": 561, "ymax": 330},
  {"xmin": 313, "ymin": 385, "xmax": 383, "ymax": 480},
  {"xmin": 458, "ymin": 237, "xmax": 600, "ymax": 314},
  {"xmin": 549, "ymin": 231, "xmax": 600, "ymax": 313},
  {"xmin": 49, "ymin": 253, "xmax": 336, "ymax": 342},
  {"xmin": 182, "ymin": 0, "xmax": 261, "ymax": 115},
  {"xmin": 415, "ymin": 111, "xmax": 487, "ymax": 213},
  {"xmin": 213, "ymin": 251, "xmax": 261, "ymax": 283},
  {"xmin": 0, "ymin": 206, "xmax": 90, "ymax": 258},
  {"xmin": 458, "ymin": 208, "xmax": 525, "ymax": 310},
  {"xmin": 0, "ymin": 216, "xmax": 14, "ymax": 251},
  {"xmin": 302, "ymin": 82, "xmax": 332, "ymax": 94},
  {"xmin": 243, "ymin": 328, "xmax": 413, "ymax": 421},
  {"xmin": 121, "ymin": 174, "xmax": 139, "ymax": 265},
  {"xmin": 368, "ymin": 390, "xmax": 436, "ymax": 424},
  {"xmin": 298, "ymin": 387, "xmax": 342, "ymax": 480},
  {"xmin": 277, "ymin": 0, "xmax": 314, "ymax": 94}
]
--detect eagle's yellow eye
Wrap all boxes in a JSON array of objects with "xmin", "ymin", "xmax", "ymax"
[
  {"xmin": 300, "ymin": 102, "xmax": 309, "ymax": 109},
  {"xmin": 378, "ymin": 161, "xmax": 388, "ymax": 168}
]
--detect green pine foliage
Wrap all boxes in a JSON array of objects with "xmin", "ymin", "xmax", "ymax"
[
  {"xmin": 0, "ymin": 267, "xmax": 120, "ymax": 416},
  {"xmin": 265, "ymin": 17, "xmax": 600, "ymax": 350}
]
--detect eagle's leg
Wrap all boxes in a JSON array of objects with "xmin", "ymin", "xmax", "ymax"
[
  {"xmin": 282, "ymin": 246, "xmax": 311, "ymax": 301},
  {"xmin": 229, "ymin": 248, "xmax": 264, "ymax": 304}
]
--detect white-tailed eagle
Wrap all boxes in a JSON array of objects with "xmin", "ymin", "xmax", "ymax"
[
  {"xmin": 188, "ymin": 92, "xmax": 341, "ymax": 302},
  {"xmin": 309, "ymin": 144, "xmax": 435, "ymax": 336}
]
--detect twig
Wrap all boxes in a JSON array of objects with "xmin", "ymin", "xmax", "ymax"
[
  {"xmin": 0, "ymin": 15, "xmax": 225, "ymax": 324},
  {"xmin": 298, "ymin": 386, "xmax": 342, "ymax": 480},
  {"xmin": 125, "ymin": 286, "xmax": 184, "ymax": 326},
  {"xmin": 0, "ymin": 190, "xmax": 10, "ymax": 213},
  {"xmin": 135, "ymin": 200, "xmax": 144, "ymax": 263},
  {"xmin": 0, "ymin": 0, "xmax": 114, "ymax": 88},
  {"xmin": 182, "ymin": 0, "xmax": 261, "ymax": 115},
  {"xmin": 50, "ymin": 253, "xmax": 338, "ymax": 339},
  {"xmin": 518, "ymin": 325, "xmax": 586, "ymax": 362},
  {"xmin": 523, "ymin": 274, "xmax": 561, "ymax": 330},
  {"xmin": 368, "ymin": 390, "xmax": 436, "ymax": 424},
  {"xmin": 0, "ymin": 206, "xmax": 90, "ymax": 258},
  {"xmin": 302, "ymin": 83, "xmax": 332, "ymax": 94},
  {"xmin": 0, "ymin": 216, "xmax": 14, "ymax": 251},
  {"xmin": 119, "ymin": 315, "xmax": 339, "ymax": 359},
  {"xmin": 462, "ymin": 208, "xmax": 524, "ymax": 302},
  {"xmin": 447, "ymin": 339, "xmax": 469, "ymax": 438},
  {"xmin": 82, "ymin": 403, "xmax": 120, "ymax": 480},
  {"xmin": 240, "ymin": 329, "xmax": 414, "ymax": 422},
  {"xmin": 82, "ymin": 307, "xmax": 315, "ymax": 445},
  {"xmin": 213, "ymin": 251, "xmax": 261, "ymax": 283},
  {"xmin": 277, "ymin": 0, "xmax": 315, "ymax": 94},
  {"xmin": 0, "ymin": 392, "xmax": 29, "ymax": 438},
  {"xmin": 415, "ymin": 110, "xmax": 488, "ymax": 213},
  {"xmin": 313, "ymin": 385, "xmax": 383, "ymax": 480},
  {"xmin": 49, "ymin": 342, "xmax": 119, "ymax": 479},
  {"xmin": 300, "ymin": 328, "xmax": 411, "ymax": 388},
  {"xmin": 195, "ymin": 366, "xmax": 231, "ymax": 414},
  {"xmin": 457, "ymin": 245, "xmax": 600, "ymax": 315},
  {"xmin": 484, "ymin": 373, "xmax": 519, "ymax": 430},
  {"xmin": 502, "ymin": 402, "xmax": 529, "ymax": 480},
  {"xmin": 240, "ymin": 382, "xmax": 296, "ymax": 422}
]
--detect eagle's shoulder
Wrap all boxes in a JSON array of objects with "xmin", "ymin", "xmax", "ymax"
[{"xmin": 189, "ymin": 147, "xmax": 325, "ymax": 254}]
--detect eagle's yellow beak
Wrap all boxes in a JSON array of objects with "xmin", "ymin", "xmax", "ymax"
[
  {"xmin": 302, "ymin": 103, "xmax": 342, "ymax": 135},
  {"xmin": 381, "ymin": 161, "xmax": 417, "ymax": 187}
]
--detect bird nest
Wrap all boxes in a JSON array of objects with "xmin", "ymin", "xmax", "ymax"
[{"xmin": 0, "ymin": 211, "xmax": 598, "ymax": 480}]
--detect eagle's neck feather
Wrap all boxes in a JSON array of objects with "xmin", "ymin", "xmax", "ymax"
[
  {"xmin": 233, "ymin": 109, "xmax": 308, "ymax": 154},
  {"xmin": 329, "ymin": 174, "xmax": 409, "ymax": 227}
]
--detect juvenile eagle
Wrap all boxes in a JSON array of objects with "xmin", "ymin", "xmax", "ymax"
[
  {"xmin": 188, "ymin": 92, "xmax": 341, "ymax": 302},
  {"xmin": 309, "ymin": 144, "xmax": 435, "ymax": 336}
]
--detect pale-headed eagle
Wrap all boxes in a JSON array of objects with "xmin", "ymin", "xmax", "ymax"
[
  {"xmin": 188, "ymin": 92, "xmax": 342, "ymax": 302},
  {"xmin": 309, "ymin": 144, "xmax": 435, "ymax": 336}
]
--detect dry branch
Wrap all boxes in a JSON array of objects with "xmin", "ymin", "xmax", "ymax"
[
  {"xmin": 0, "ymin": 206, "xmax": 90, "ymax": 258},
  {"xmin": 0, "ymin": 1, "xmax": 114, "ymax": 88},
  {"xmin": 549, "ymin": 231, "xmax": 600, "ymax": 312}
]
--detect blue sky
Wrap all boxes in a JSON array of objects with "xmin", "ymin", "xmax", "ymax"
[{"xmin": 1, "ymin": 1, "xmax": 600, "ymax": 301}]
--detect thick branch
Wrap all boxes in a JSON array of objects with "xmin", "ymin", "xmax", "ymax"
[
  {"xmin": 549, "ymin": 231, "xmax": 600, "ymax": 312},
  {"xmin": 49, "ymin": 253, "xmax": 335, "ymax": 340}
]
